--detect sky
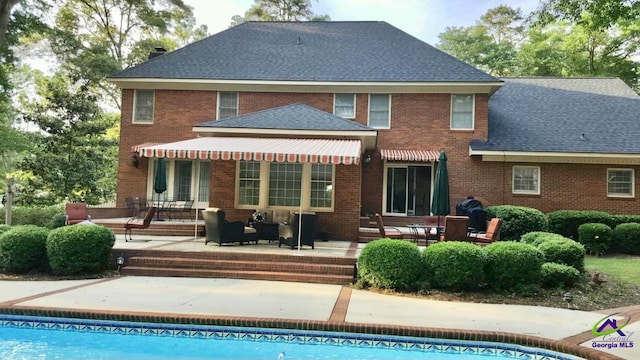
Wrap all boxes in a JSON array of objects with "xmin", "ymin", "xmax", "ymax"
[{"xmin": 183, "ymin": 0, "xmax": 542, "ymax": 46}]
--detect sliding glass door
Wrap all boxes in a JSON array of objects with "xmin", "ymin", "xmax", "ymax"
[{"xmin": 384, "ymin": 165, "xmax": 432, "ymax": 216}]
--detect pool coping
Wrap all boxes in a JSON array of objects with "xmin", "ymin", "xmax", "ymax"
[{"xmin": 0, "ymin": 306, "xmax": 622, "ymax": 360}]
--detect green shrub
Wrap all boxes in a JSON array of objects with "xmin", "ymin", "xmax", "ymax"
[
  {"xmin": 0, "ymin": 225, "xmax": 12, "ymax": 236},
  {"xmin": 422, "ymin": 241, "xmax": 487, "ymax": 290},
  {"xmin": 0, "ymin": 225, "xmax": 49, "ymax": 274},
  {"xmin": 520, "ymin": 231, "xmax": 567, "ymax": 246},
  {"xmin": 46, "ymin": 225, "xmax": 115, "ymax": 275},
  {"xmin": 577, "ymin": 223, "xmax": 612, "ymax": 256},
  {"xmin": 484, "ymin": 241, "xmax": 544, "ymax": 291},
  {"xmin": 547, "ymin": 210, "xmax": 613, "ymax": 240},
  {"xmin": 540, "ymin": 262, "xmax": 581, "ymax": 288},
  {"xmin": 485, "ymin": 205, "xmax": 548, "ymax": 241},
  {"xmin": 536, "ymin": 238, "xmax": 585, "ymax": 271},
  {"xmin": 357, "ymin": 239, "xmax": 424, "ymax": 291},
  {"xmin": 613, "ymin": 223, "xmax": 640, "ymax": 255},
  {"xmin": 0, "ymin": 205, "xmax": 65, "ymax": 228}
]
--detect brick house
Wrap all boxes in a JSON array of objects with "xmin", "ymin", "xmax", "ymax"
[{"xmin": 108, "ymin": 21, "xmax": 640, "ymax": 241}]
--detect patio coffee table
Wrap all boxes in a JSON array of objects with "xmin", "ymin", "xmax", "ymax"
[{"xmin": 251, "ymin": 222, "xmax": 280, "ymax": 243}]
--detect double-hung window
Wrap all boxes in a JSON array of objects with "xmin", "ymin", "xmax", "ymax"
[
  {"xmin": 512, "ymin": 166, "xmax": 540, "ymax": 194},
  {"xmin": 217, "ymin": 92, "xmax": 238, "ymax": 119},
  {"xmin": 451, "ymin": 94, "xmax": 474, "ymax": 130},
  {"xmin": 237, "ymin": 161, "xmax": 334, "ymax": 210},
  {"xmin": 607, "ymin": 169, "xmax": 634, "ymax": 197},
  {"xmin": 133, "ymin": 90, "xmax": 154, "ymax": 123},
  {"xmin": 368, "ymin": 94, "xmax": 390, "ymax": 129},
  {"xmin": 334, "ymin": 93, "xmax": 356, "ymax": 118}
]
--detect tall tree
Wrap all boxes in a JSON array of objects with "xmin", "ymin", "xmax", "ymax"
[
  {"xmin": 19, "ymin": 73, "xmax": 117, "ymax": 204},
  {"xmin": 230, "ymin": 0, "xmax": 329, "ymax": 26},
  {"xmin": 534, "ymin": 0, "xmax": 640, "ymax": 30}
]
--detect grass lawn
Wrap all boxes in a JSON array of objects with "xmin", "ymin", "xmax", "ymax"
[{"xmin": 585, "ymin": 254, "xmax": 640, "ymax": 286}]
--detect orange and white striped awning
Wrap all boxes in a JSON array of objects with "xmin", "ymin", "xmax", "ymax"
[
  {"xmin": 380, "ymin": 149, "xmax": 440, "ymax": 162},
  {"xmin": 134, "ymin": 137, "xmax": 362, "ymax": 165}
]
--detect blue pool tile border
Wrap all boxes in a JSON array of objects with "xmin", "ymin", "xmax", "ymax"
[{"xmin": 0, "ymin": 314, "xmax": 583, "ymax": 360}]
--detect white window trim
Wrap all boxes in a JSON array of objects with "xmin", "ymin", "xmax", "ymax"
[
  {"xmin": 450, "ymin": 94, "xmax": 475, "ymax": 130},
  {"xmin": 367, "ymin": 94, "xmax": 391, "ymax": 129},
  {"xmin": 235, "ymin": 161, "xmax": 335, "ymax": 212},
  {"xmin": 607, "ymin": 168, "xmax": 635, "ymax": 198},
  {"xmin": 512, "ymin": 165, "xmax": 540, "ymax": 195},
  {"xmin": 217, "ymin": 92, "xmax": 238, "ymax": 120},
  {"xmin": 132, "ymin": 90, "xmax": 154, "ymax": 124},
  {"xmin": 333, "ymin": 93, "xmax": 356, "ymax": 119},
  {"xmin": 147, "ymin": 159, "xmax": 210, "ymax": 208}
]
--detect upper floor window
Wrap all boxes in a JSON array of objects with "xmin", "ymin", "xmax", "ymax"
[
  {"xmin": 218, "ymin": 92, "xmax": 238, "ymax": 119},
  {"xmin": 608, "ymin": 168, "xmax": 634, "ymax": 198},
  {"xmin": 512, "ymin": 166, "xmax": 539, "ymax": 195},
  {"xmin": 334, "ymin": 93, "xmax": 356, "ymax": 118},
  {"xmin": 451, "ymin": 94, "xmax": 474, "ymax": 130},
  {"xmin": 368, "ymin": 94, "xmax": 390, "ymax": 129},
  {"xmin": 133, "ymin": 90, "xmax": 154, "ymax": 123}
]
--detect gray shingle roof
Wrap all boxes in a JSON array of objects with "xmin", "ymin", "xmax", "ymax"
[
  {"xmin": 471, "ymin": 77, "xmax": 640, "ymax": 154},
  {"xmin": 196, "ymin": 103, "xmax": 375, "ymax": 131},
  {"xmin": 110, "ymin": 21, "xmax": 498, "ymax": 83}
]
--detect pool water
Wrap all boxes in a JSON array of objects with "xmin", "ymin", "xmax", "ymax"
[{"xmin": 0, "ymin": 315, "xmax": 583, "ymax": 360}]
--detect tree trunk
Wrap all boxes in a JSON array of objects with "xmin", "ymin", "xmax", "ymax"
[{"xmin": 0, "ymin": 0, "xmax": 20, "ymax": 40}]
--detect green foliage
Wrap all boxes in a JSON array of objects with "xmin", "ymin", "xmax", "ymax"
[
  {"xmin": 357, "ymin": 239, "xmax": 424, "ymax": 291},
  {"xmin": 0, "ymin": 225, "xmax": 49, "ymax": 274},
  {"xmin": 577, "ymin": 223, "xmax": 612, "ymax": 256},
  {"xmin": 520, "ymin": 231, "xmax": 567, "ymax": 246},
  {"xmin": 0, "ymin": 205, "xmax": 64, "ymax": 228},
  {"xmin": 540, "ymin": 262, "xmax": 581, "ymax": 288},
  {"xmin": 484, "ymin": 241, "xmax": 545, "ymax": 291},
  {"xmin": 46, "ymin": 225, "xmax": 115, "ymax": 275},
  {"xmin": 422, "ymin": 241, "xmax": 487, "ymax": 290},
  {"xmin": 485, "ymin": 205, "xmax": 548, "ymax": 240},
  {"xmin": 536, "ymin": 238, "xmax": 585, "ymax": 271},
  {"xmin": 547, "ymin": 210, "xmax": 613, "ymax": 240},
  {"xmin": 613, "ymin": 223, "xmax": 640, "ymax": 255},
  {"xmin": 0, "ymin": 224, "xmax": 11, "ymax": 235}
]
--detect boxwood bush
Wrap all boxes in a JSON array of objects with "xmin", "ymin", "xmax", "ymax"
[
  {"xmin": 536, "ymin": 238, "xmax": 585, "ymax": 271},
  {"xmin": 540, "ymin": 262, "xmax": 581, "ymax": 288},
  {"xmin": 357, "ymin": 239, "xmax": 424, "ymax": 291},
  {"xmin": 0, "ymin": 225, "xmax": 12, "ymax": 236},
  {"xmin": 484, "ymin": 205, "xmax": 548, "ymax": 241},
  {"xmin": 484, "ymin": 241, "xmax": 544, "ymax": 291},
  {"xmin": 613, "ymin": 223, "xmax": 640, "ymax": 255},
  {"xmin": 577, "ymin": 223, "xmax": 612, "ymax": 256},
  {"xmin": 520, "ymin": 231, "xmax": 567, "ymax": 246},
  {"xmin": 0, "ymin": 225, "xmax": 49, "ymax": 274},
  {"xmin": 547, "ymin": 210, "xmax": 612, "ymax": 240},
  {"xmin": 422, "ymin": 241, "xmax": 487, "ymax": 291},
  {"xmin": 46, "ymin": 225, "xmax": 115, "ymax": 275}
]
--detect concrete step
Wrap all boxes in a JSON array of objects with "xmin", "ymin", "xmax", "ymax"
[{"xmin": 121, "ymin": 266, "xmax": 354, "ymax": 285}]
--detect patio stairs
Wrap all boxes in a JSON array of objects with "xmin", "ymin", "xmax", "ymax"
[
  {"xmin": 95, "ymin": 219, "xmax": 205, "ymax": 237},
  {"xmin": 115, "ymin": 249, "xmax": 357, "ymax": 285}
]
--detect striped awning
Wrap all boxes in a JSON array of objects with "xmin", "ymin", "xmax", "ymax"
[
  {"xmin": 134, "ymin": 137, "xmax": 362, "ymax": 165},
  {"xmin": 380, "ymin": 149, "xmax": 441, "ymax": 162}
]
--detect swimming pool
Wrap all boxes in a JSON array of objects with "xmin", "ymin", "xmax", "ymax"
[{"xmin": 0, "ymin": 315, "xmax": 584, "ymax": 359}]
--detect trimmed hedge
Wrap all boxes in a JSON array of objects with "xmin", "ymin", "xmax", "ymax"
[
  {"xmin": 0, "ymin": 225, "xmax": 49, "ymax": 274},
  {"xmin": 547, "ymin": 210, "xmax": 612, "ymax": 240},
  {"xmin": 422, "ymin": 241, "xmax": 487, "ymax": 291},
  {"xmin": 520, "ymin": 231, "xmax": 566, "ymax": 246},
  {"xmin": 484, "ymin": 241, "xmax": 544, "ymax": 291},
  {"xmin": 577, "ymin": 223, "xmax": 612, "ymax": 256},
  {"xmin": 536, "ymin": 238, "xmax": 585, "ymax": 271},
  {"xmin": 614, "ymin": 223, "xmax": 640, "ymax": 255},
  {"xmin": 0, "ymin": 205, "xmax": 65, "ymax": 228},
  {"xmin": 46, "ymin": 225, "xmax": 115, "ymax": 275},
  {"xmin": 0, "ymin": 225, "xmax": 12, "ymax": 236},
  {"xmin": 485, "ymin": 205, "xmax": 548, "ymax": 241},
  {"xmin": 540, "ymin": 262, "xmax": 581, "ymax": 288},
  {"xmin": 357, "ymin": 239, "xmax": 424, "ymax": 291}
]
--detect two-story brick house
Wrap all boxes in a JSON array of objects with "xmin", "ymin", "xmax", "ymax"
[{"xmin": 108, "ymin": 21, "xmax": 640, "ymax": 241}]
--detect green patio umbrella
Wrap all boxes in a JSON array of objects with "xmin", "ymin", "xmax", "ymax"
[
  {"xmin": 153, "ymin": 158, "xmax": 167, "ymax": 220},
  {"xmin": 430, "ymin": 151, "xmax": 450, "ymax": 230}
]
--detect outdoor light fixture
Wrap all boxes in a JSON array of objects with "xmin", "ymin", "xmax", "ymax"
[
  {"xmin": 363, "ymin": 154, "xmax": 371, "ymax": 164},
  {"xmin": 131, "ymin": 154, "xmax": 139, "ymax": 168},
  {"xmin": 563, "ymin": 292, "xmax": 573, "ymax": 308},
  {"xmin": 116, "ymin": 256, "xmax": 125, "ymax": 272}
]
